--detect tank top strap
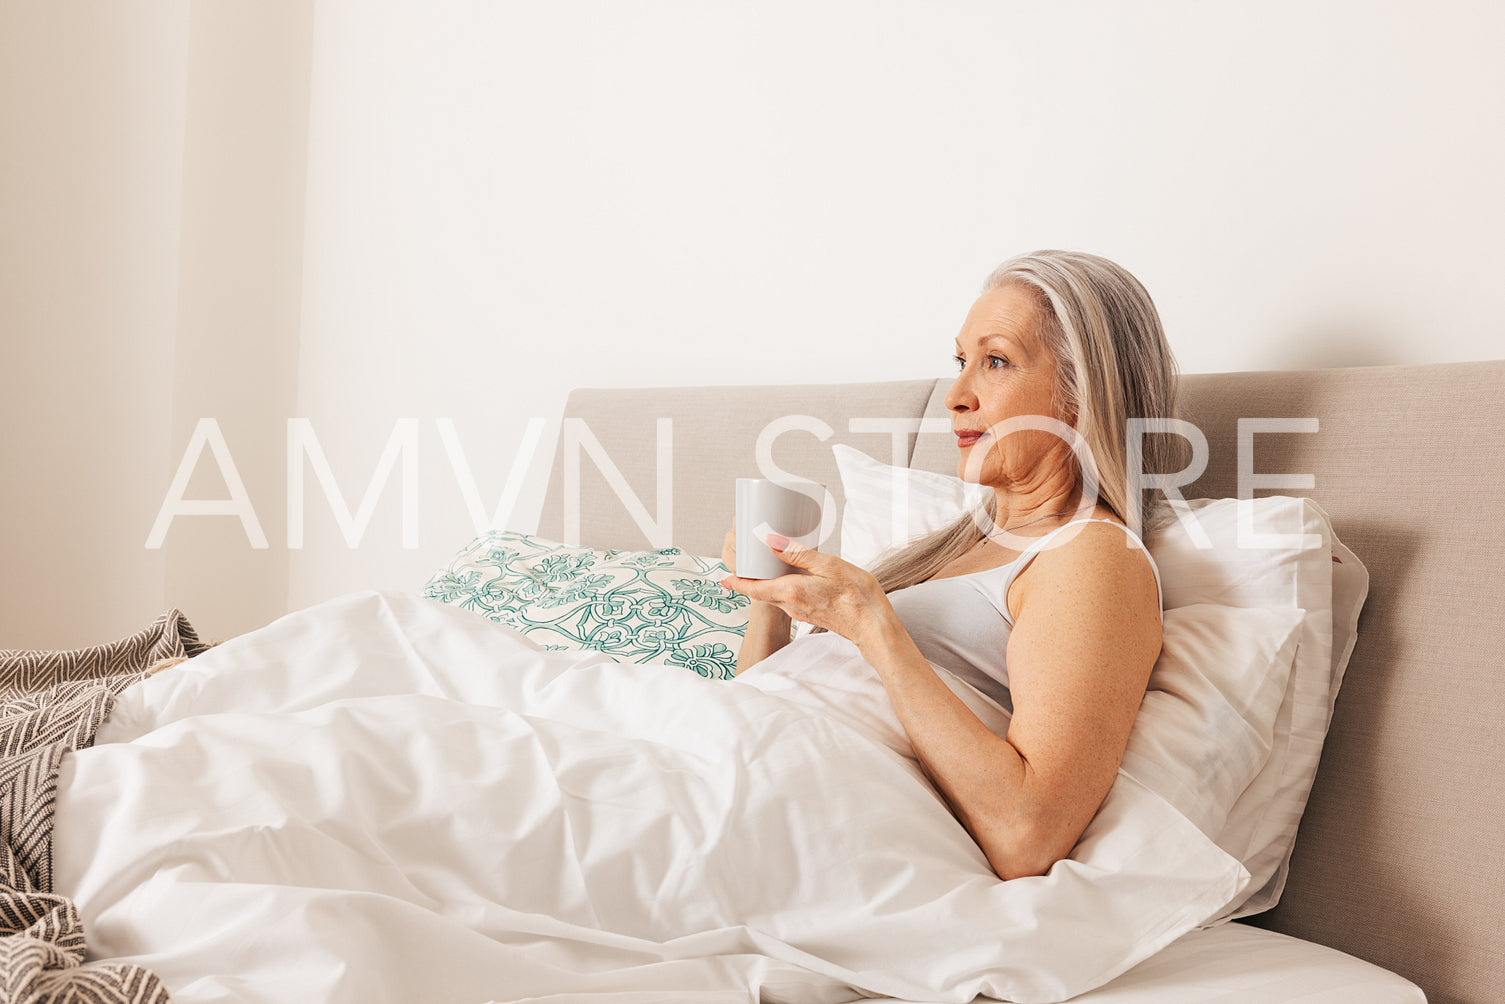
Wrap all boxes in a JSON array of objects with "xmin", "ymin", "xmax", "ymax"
[{"xmin": 992, "ymin": 518, "xmax": 1164, "ymax": 628}]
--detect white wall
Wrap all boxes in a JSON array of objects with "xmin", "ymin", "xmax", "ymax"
[
  {"xmin": 162, "ymin": 0, "xmax": 313, "ymax": 642},
  {"xmin": 4, "ymin": 1, "xmax": 1504, "ymax": 645},
  {"xmin": 287, "ymin": 0, "xmax": 1505, "ymax": 616},
  {"xmin": 0, "ymin": 1, "xmax": 188, "ymax": 648}
]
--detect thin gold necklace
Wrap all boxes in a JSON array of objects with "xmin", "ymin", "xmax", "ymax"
[{"xmin": 977, "ymin": 510, "xmax": 1078, "ymax": 547}]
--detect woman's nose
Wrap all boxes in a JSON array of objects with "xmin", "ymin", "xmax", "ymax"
[{"xmin": 944, "ymin": 371, "xmax": 976, "ymax": 412}]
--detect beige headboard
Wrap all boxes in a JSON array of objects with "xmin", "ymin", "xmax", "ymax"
[{"xmin": 540, "ymin": 359, "xmax": 1505, "ymax": 1004}]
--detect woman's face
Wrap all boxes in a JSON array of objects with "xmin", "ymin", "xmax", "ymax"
[{"xmin": 945, "ymin": 284, "xmax": 1075, "ymax": 491}]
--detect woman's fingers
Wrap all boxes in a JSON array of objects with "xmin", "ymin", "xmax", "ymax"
[
  {"xmin": 721, "ymin": 573, "xmax": 803, "ymax": 622},
  {"xmin": 720, "ymin": 572, "xmax": 780, "ymax": 604},
  {"xmin": 724, "ymin": 565, "xmax": 855, "ymax": 631},
  {"xmin": 722, "ymin": 533, "xmax": 885, "ymax": 643},
  {"xmin": 721, "ymin": 528, "xmax": 737, "ymax": 576},
  {"xmin": 765, "ymin": 533, "xmax": 826, "ymax": 571}
]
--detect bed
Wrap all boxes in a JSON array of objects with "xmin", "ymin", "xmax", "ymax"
[{"xmin": 17, "ymin": 359, "xmax": 1505, "ymax": 1003}]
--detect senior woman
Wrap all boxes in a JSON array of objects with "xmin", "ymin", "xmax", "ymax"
[{"xmin": 720, "ymin": 249, "xmax": 1188, "ymax": 883}]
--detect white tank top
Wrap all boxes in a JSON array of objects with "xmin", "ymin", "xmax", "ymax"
[{"xmin": 885, "ymin": 518, "xmax": 1163, "ymax": 712}]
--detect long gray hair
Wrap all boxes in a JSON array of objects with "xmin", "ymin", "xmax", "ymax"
[{"xmin": 864, "ymin": 250, "xmax": 1188, "ymax": 598}]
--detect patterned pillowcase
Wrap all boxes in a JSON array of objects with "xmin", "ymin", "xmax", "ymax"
[{"xmin": 422, "ymin": 531, "xmax": 750, "ymax": 679}]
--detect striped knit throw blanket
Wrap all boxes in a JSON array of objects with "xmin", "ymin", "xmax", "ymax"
[{"xmin": 1, "ymin": 611, "xmax": 209, "ymax": 1004}]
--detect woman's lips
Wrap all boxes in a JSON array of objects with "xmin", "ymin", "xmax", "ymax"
[{"xmin": 956, "ymin": 430, "xmax": 986, "ymax": 448}]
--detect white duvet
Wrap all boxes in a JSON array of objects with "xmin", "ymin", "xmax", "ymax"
[{"xmin": 55, "ymin": 591, "xmax": 1247, "ymax": 1004}]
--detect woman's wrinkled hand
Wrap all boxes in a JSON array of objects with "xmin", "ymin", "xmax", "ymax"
[{"xmin": 721, "ymin": 534, "xmax": 890, "ymax": 648}]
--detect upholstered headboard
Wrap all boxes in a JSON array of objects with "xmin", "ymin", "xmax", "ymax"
[{"xmin": 539, "ymin": 359, "xmax": 1505, "ymax": 1004}]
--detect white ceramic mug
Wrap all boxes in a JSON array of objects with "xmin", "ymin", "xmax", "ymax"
[{"xmin": 735, "ymin": 478, "xmax": 823, "ymax": 579}]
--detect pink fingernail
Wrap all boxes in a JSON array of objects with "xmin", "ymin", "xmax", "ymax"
[{"xmin": 766, "ymin": 533, "xmax": 790, "ymax": 551}]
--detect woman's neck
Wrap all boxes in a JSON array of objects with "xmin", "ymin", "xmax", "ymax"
[{"xmin": 991, "ymin": 482, "xmax": 1089, "ymax": 532}]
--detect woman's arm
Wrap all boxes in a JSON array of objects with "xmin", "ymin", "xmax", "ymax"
[
  {"xmin": 735, "ymin": 602, "xmax": 793, "ymax": 675},
  {"xmin": 724, "ymin": 526, "xmax": 1161, "ymax": 879}
]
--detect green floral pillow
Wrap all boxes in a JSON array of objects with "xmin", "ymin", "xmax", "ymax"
[{"xmin": 422, "ymin": 531, "xmax": 751, "ymax": 679}]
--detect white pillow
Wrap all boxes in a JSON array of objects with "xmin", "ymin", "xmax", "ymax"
[
  {"xmin": 1151, "ymin": 497, "xmax": 1362, "ymax": 920},
  {"xmin": 833, "ymin": 443, "xmax": 989, "ymax": 571},
  {"xmin": 1329, "ymin": 535, "xmax": 1369, "ymax": 705},
  {"xmin": 1119, "ymin": 603, "xmax": 1305, "ymax": 840},
  {"xmin": 831, "ymin": 447, "xmax": 1369, "ymax": 920}
]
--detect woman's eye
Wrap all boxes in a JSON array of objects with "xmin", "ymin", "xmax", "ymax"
[
  {"xmin": 952, "ymin": 354, "xmax": 966, "ymax": 371},
  {"xmin": 987, "ymin": 355, "xmax": 1010, "ymax": 370}
]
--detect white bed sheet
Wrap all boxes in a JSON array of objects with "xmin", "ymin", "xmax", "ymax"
[
  {"xmin": 856, "ymin": 922, "xmax": 1425, "ymax": 1004},
  {"xmin": 50, "ymin": 591, "xmax": 1413, "ymax": 1003}
]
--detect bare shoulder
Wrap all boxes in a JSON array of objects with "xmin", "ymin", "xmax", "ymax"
[
  {"xmin": 1005, "ymin": 516, "xmax": 1160, "ymax": 629},
  {"xmin": 1003, "ymin": 515, "xmax": 1163, "ymax": 747}
]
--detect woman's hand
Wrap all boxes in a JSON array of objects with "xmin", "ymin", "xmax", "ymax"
[
  {"xmin": 723, "ymin": 522, "xmax": 794, "ymax": 673},
  {"xmin": 720, "ymin": 523, "xmax": 738, "ymax": 577},
  {"xmin": 721, "ymin": 534, "xmax": 893, "ymax": 651}
]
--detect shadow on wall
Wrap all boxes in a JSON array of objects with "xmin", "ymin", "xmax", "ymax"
[{"xmin": 1269, "ymin": 323, "xmax": 1409, "ymax": 370}]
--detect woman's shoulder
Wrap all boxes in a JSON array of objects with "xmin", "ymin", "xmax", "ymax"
[
  {"xmin": 1005, "ymin": 511, "xmax": 1161, "ymax": 623},
  {"xmin": 1053, "ymin": 511, "xmax": 1151, "ymax": 552}
]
